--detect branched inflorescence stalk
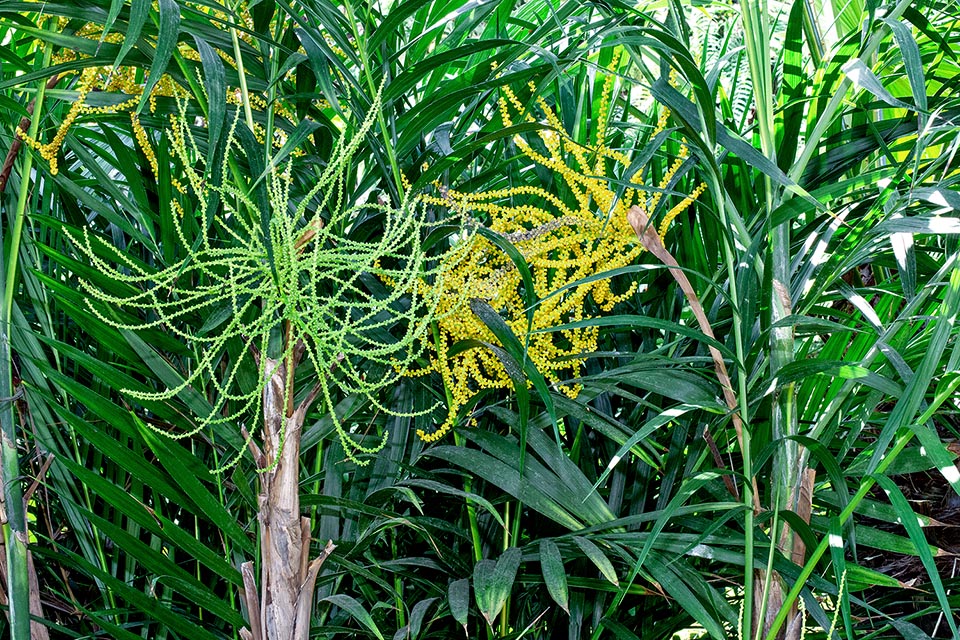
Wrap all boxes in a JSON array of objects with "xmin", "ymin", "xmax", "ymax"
[{"xmin": 68, "ymin": 81, "xmax": 472, "ymax": 467}]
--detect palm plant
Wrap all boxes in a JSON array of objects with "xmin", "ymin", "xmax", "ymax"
[
  {"xmin": 1, "ymin": 1, "xmax": 959, "ymax": 640},
  {"xmin": 606, "ymin": 0, "xmax": 960, "ymax": 637}
]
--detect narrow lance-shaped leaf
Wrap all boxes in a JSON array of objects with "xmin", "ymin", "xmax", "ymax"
[
  {"xmin": 449, "ymin": 578, "xmax": 470, "ymax": 636},
  {"xmin": 540, "ymin": 539, "xmax": 569, "ymax": 614},
  {"xmin": 470, "ymin": 298, "xmax": 559, "ymax": 449},
  {"xmin": 137, "ymin": 0, "xmax": 180, "ymax": 114},
  {"xmin": 573, "ymin": 536, "xmax": 618, "ymax": 587}
]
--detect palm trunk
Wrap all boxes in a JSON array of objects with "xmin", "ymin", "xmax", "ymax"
[{"xmin": 240, "ymin": 354, "xmax": 333, "ymax": 640}]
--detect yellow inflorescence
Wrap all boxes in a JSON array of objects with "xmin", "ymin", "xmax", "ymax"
[
  {"xmin": 18, "ymin": 48, "xmax": 188, "ymax": 176},
  {"xmin": 413, "ymin": 59, "xmax": 708, "ymax": 443},
  {"xmin": 20, "ymin": 8, "xmax": 332, "ymax": 177}
]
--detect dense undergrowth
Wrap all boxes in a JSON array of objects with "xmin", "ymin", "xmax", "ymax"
[{"xmin": 1, "ymin": 0, "xmax": 959, "ymax": 639}]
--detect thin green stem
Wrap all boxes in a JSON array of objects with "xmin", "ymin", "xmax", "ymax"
[
  {"xmin": 754, "ymin": 491, "xmax": 783, "ymax": 640},
  {"xmin": 500, "ymin": 502, "xmax": 511, "ymax": 637},
  {"xmin": 436, "ymin": 320, "xmax": 483, "ymax": 565},
  {"xmin": 456, "ymin": 431, "xmax": 484, "ymax": 564},
  {"xmin": 711, "ymin": 177, "xmax": 756, "ymax": 640},
  {"xmin": 2, "ymin": 25, "xmax": 57, "ymax": 640},
  {"xmin": 3, "ymin": 126, "xmax": 44, "ymax": 314},
  {"xmin": 262, "ymin": 15, "xmax": 283, "ymax": 163},
  {"xmin": 0, "ymin": 371, "xmax": 29, "ymax": 640},
  {"xmin": 501, "ymin": 494, "xmax": 524, "ymax": 636},
  {"xmin": 310, "ymin": 438, "xmax": 324, "ymax": 530},
  {"xmin": 443, "ymin": 321, "xmax": 486, "ymax": 640},
  {"xmin": 228, "ymin": 5, "xmax": 256, "ymax": 134},
  {"xmin": 740, "ymin": 381, "xmax": 755, "ymax": 640},
  {"xmin": 284, "ymin": 321, "xmax": 295, "ymax": 418},
  {"xmin": 801, "ymin": 0, "xmax": 825, "ymax": 67},
  {"xmin": 392, "ymin": 528, "xmax": 406, "ymax": 630},
  {"xmin": 741, "ymin": 0, "xmax": 799, "ymax": 635},
  {"xmin": 740, "ymin": 0, "xmax": 793, "ymax": 635}
]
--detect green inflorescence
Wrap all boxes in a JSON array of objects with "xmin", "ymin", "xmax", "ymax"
[{"xmin": 69, "ymin": 82, "xmax": 473, "ymax": 468}]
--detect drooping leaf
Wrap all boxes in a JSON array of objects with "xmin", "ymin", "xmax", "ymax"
[
  {"xmin": 473, "ymin": 547, "xmax": 521, "ymax": 628},
  {"xmin": 449, "ymin": 578, "xmax": 470, "ymax": 635},
  {"xmin": 539, "ymin": 539, "xmax": 569, "ymax": 614}
]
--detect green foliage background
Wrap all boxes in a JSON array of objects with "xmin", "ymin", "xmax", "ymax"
[{"xmin": 0, "ymin": 0, "xmax": 959, "ymax": 638}]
